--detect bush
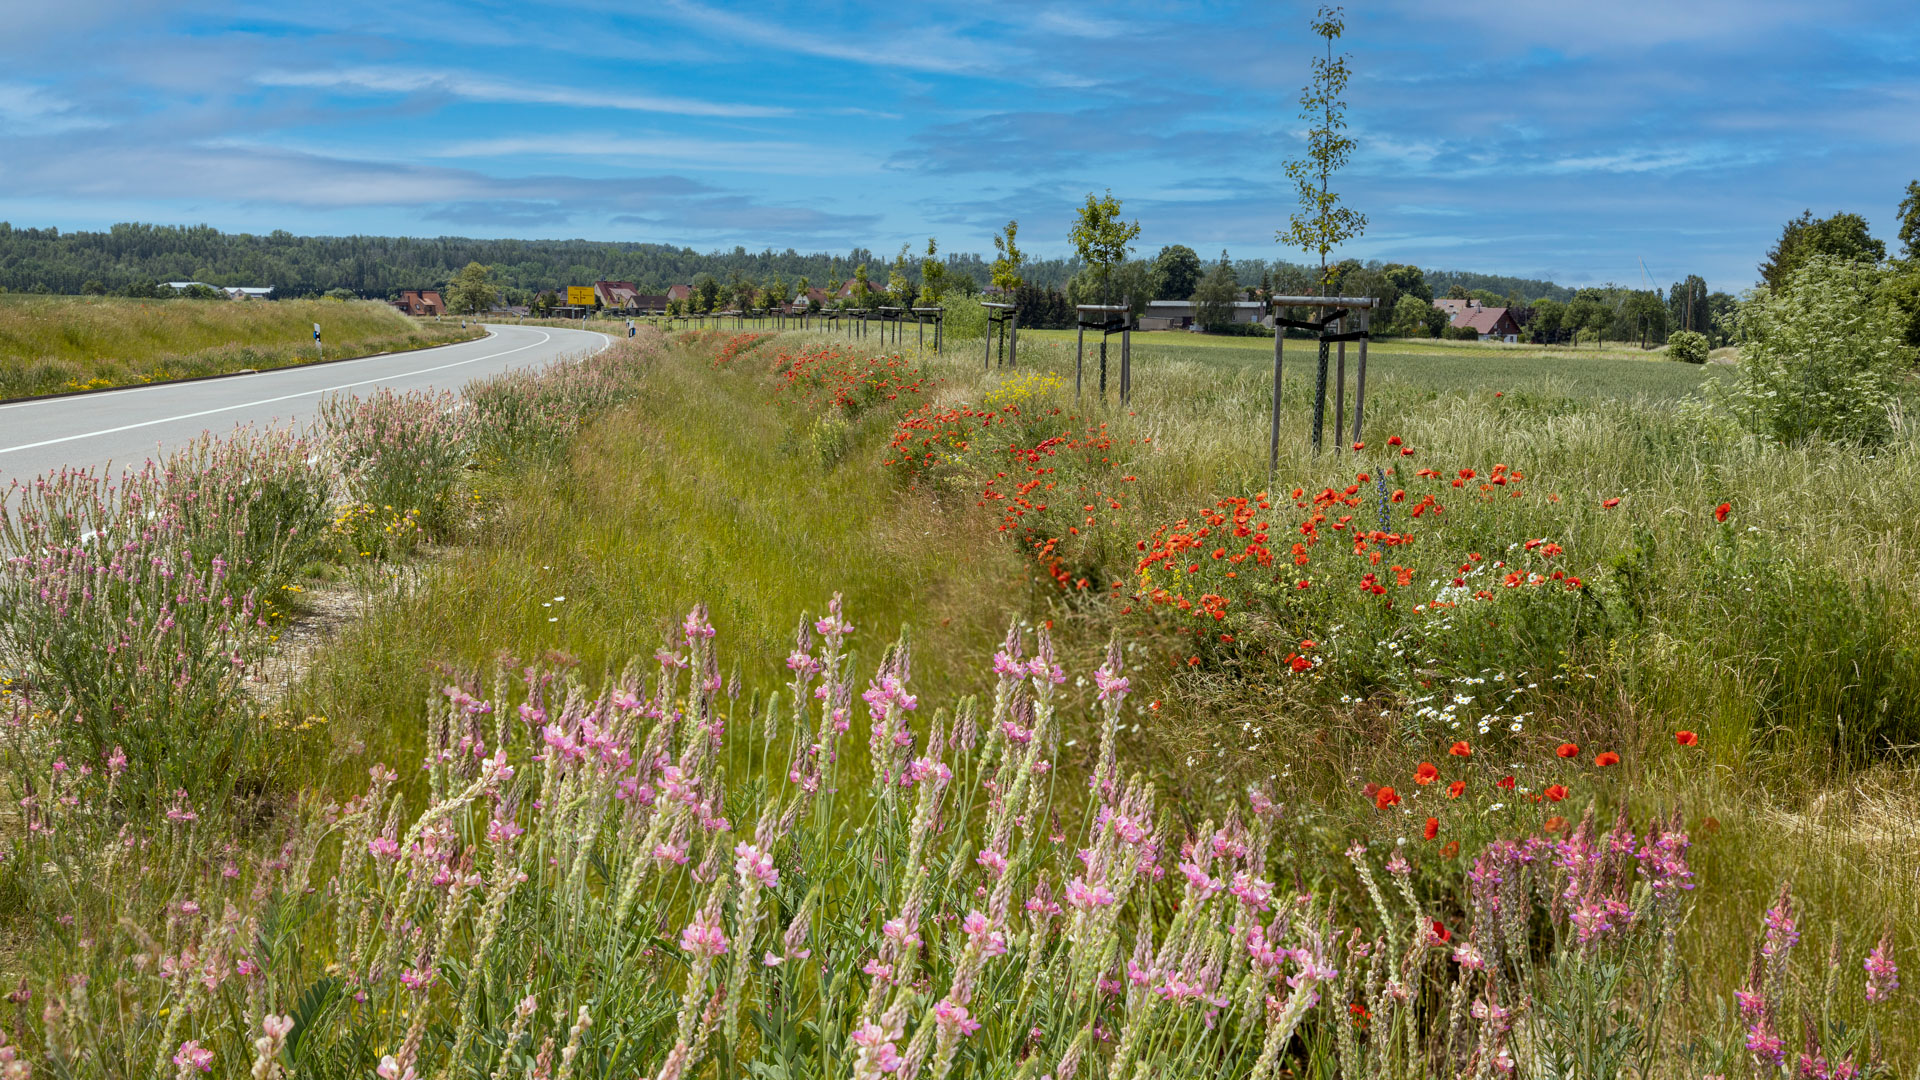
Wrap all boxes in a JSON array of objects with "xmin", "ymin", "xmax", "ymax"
[
  {"xmin": 1665, "ymin": 329, "xmax": 1709, "ymax": 364},
  {"xmin": 1719, "ymin": 255, "xmax": 1914, "ymax": 444}
]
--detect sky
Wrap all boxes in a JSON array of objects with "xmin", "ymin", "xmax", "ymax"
[{"xmin": 0, "ymin": 1, "xmax": 1915, "ymax": 293}]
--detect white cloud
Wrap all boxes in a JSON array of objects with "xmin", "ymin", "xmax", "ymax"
[{"xmin": 427, "ymin": 135, "xmax": 882, "ymax": 176}]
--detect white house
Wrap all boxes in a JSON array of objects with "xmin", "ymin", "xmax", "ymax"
[{"xmin": 1139, "ymin": 299, "xmax": 1270, "ymax": 331}]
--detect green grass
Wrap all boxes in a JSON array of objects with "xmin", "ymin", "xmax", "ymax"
[
  {"xmin": 1009, "ymin": 327, "xmax": 1722, "ymax": 400},
  {"xmin": 0, "ymin": 294, "xmax": 484, "ymax": 399},
  {"xmin": 281, "ymin": 324, "xmax": 1920, "ymax": 1050}
]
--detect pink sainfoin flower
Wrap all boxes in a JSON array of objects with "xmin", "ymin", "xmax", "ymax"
[
  {"xmin": 862, "ymin": 959, "xmax": 894, "ymax": 982},
  {"xmin": 1092, "ymin": 664, "xmax": 1129, "ymax": 702},
  {"xmin": 172, "ymin": 1040, "xmax": 214, "ymax": 1073},
  {"xmin": 734, "ymin": 843, "xmax": 778, "ymax": 889},
  {"xmin": 1228, "ymin": 871, "xmax": 1274, "ymax": 912},
  {"xmin": 399, "ymin": 966, "xmax": 435, "ymax": 991},
  {"xmin": 679, "ymin": 912, "xmax": 727, "ymax": 958},
  {"xmin": 933, "ymin": 1000, "xmax": 981, "ymax": 1035},
  {"xmin": 904, "ymin": 756, "xmax": 952, "ymax": 788},
  {"xmin": 881, "ymin": 918, "xmax": 921, "ymax": 948},
  {"xmin": 1761, "ymin": 884, "xmax": 1798, "ymax": 962},
  {"xmin": 106, "ymin": 746, "xmax": 128, "ymax": 775},
  {"xmin": 976, "ymin": 849, "xmax": 1009, "ymax": 878},
  {"xmin": 367, "ymin": 835, "xmax": 401, "ymax": 860},
  {"xmin": 962, "ymin": 911, "xmax": 1008, "ymax": 957},
  {"xmin": 682, "ymin": 604, "xmax": 717, "ymax": 643},
  {"xmin": 1065, "ymin": 878, "xmax": 1116, "ymax": 910},
  {"xmin": 1865, "ymin": 931, "xmax": 1899, "ymax": 1003}
]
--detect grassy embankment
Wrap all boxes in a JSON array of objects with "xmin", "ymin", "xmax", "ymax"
[
  {"xmin": 0, "ymin": 294, "xmax": 485, "ymax": 399},
  {"xmin": 294, "ymin": 327, "xmax": 1920, "ymax": 1044}
]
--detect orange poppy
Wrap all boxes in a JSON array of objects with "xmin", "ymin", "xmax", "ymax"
[
  {"xmin": 1602, "ymin": 497, "xmax": 1622, "ymax": 509},
  {"xmin": 1423, "ymin": 816, "xmax": 1439, "ymax": 840},
  {"xmin": 1439, "ymin": 840, "xmax": 1460, "ymax": 858},
  {"xmin": 1715, "ymin": 502, "xmax": 1731, "ymax": 523},
  {"xmin": 1544, "ymin": 784, "xmax": 1568, "ymax": 802},
  {"xmin": 1594, "ymin": 751, "xmax": 1620, "ymax": 767},
  {"xmin": 1446, "ymin": 780, "xmax": 1466, "ymax": 799},
  {"xmin": 1375, "ymin": 786, "xmax": 1401, "ymax": 809},
  {"xmin": 1543, "ymin": 815, "xmax": 1567, "ymax": 834},
  {"xmin": 1448, "ymin": 741, "xmax": 1472, "ymax": 758},
  {"xmin": 1675, "ymin": 730, "xmax": 1699, "ymax": 747},
  {"xmin": 1556, "ymin": 743, "xmax": 1580, "ymax": 759},
  {"xmin": 1414, "ymin": 761, "xmax": 1439, "ymax": 786}
]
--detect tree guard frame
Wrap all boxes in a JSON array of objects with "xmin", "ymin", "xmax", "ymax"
[
  {"xmin": 1073, "ymin": 303, "xmax": 1133, "ymax": 405},
  {"xmin": 980, "ymin": 301, "xmax": 1018, "ymax": 371},
  {"xmin": 911, "ymin": 306, "xmax": 945, "ymax": 354},
  {"xmin": 1267, "ymin": 295, "xmax": 1378, "ymax": 479}
]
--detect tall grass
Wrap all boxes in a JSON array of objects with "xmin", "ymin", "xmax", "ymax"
[{"xmin": 0, "ymin": 295, "xmax": 482, "ymax": 399}]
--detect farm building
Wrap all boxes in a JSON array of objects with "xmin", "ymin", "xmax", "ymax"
[
  {"xmin": 666, "ymin": 284, "xmax": 694, "ymax": 302},
  {"xmin": 1139, "ymin": 299, "xmax": 1270, "ymax": 331}
]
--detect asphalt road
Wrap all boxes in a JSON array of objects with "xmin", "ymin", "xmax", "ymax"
[{"xmin": 0, "ymin": 323, "xmax": 611, "ymax": 489}]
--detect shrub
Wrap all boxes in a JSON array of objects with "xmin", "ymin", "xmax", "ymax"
[
  {"xmin": 1719, "ymin": 255, "xmax": 1914, "ymax": 444},
  {"xmin": 1665, "ymin": 328, "xmax": 1710, "ymax": 364}
]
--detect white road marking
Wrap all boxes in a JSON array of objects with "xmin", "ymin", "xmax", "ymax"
[{"xmin": 0, "ymin": 326, "xmax": 608, "ymax": 457}]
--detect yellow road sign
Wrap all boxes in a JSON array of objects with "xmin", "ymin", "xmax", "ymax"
[{"xmin": 567, "ymin": 286, "xmax": 596, "ymax": 306}]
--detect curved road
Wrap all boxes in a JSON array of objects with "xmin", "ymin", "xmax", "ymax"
[{"xmin": 0, "ymin": 323, "xmax": 611, "ymax": 489}]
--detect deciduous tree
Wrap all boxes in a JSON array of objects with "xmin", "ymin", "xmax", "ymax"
[{"xmin": 1279, "ymin": 5, "xmax": 1366, "ymax": 291}]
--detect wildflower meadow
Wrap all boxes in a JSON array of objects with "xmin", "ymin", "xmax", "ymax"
[{"xmin": 1, "ymin": 308, "xmax": 1918, "ymax": 1079}]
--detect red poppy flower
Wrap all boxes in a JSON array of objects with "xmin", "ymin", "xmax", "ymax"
[
  {"xmin": 1715, "ymin": 502, "xmax": 1731, "ymax": 523},
  {"xmin": 1428, "ymin": 919, "xmax": 1452, "ymax": 943},
  {"xmin": 1594, "ymin": 751, "xmax": 1620, "ymax": 767},
  {"xmin": 1439, "ymin": 840, "xmax": 1460, "ymax": 858},
  {"xmin": 1423, "ymin": 816, "xmax": 1439, "ymax": 840},
  {"xmin": 1447, "ymin": 780, "xmax": 1466, "ymax": 799},
  {"xmin": 1602, "ymin": 497, "xmax": 1622, "ymax": 509},
  {"xmin": 1675, "ymin": 730, "xmax": 1699, "ymax": 747},
  {"xmin": 1414, "ymin": 761, "xmax": 1439, "ymax": 786},
  {"xmin": 1543, "ymin": 815, "xmax": 1567, "ymax": 834},
  {"xmin": 1448, "ymin": 741, "xmax": 1472, "ymax": 757},
  {"xmin": 1375, "ymin": 786, "xmax": 1401, "ymax": 809},
  {"xmin": 1496, "ymin": 775, "xmax": 1516, "ymax": 790},
  {"xmin": 1556, "ymin": 743, "xmax": 1580, "ymax": 759},
  {"xmin": 1544, "ymin": 784, "xmax": 1568, "ymax": 802}
]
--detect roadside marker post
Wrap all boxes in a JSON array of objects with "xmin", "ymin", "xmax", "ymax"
[{"xmin": 313, "ymin": 322, "xmax": 322, "ymax": 360}]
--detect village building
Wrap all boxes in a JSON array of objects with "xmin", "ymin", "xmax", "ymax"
[
  {"xmin": 1432, "ymin": 297, "xmax": 1521, "ymax": 342},
  {"xmin": 393, "ymin": 289, "xmax": 446, "ymax": 316}
]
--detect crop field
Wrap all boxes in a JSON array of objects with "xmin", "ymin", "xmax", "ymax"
[
  {"xmin": 0, "ymin": 316, "xmax": 1916, "ymax": 1079},
  {"xmin": 0, "ymin": 294, "xmax": 484, "ymax": 399}
]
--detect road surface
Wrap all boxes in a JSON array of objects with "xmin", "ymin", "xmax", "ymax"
[{"xmin": 0, "ymin": 323, "xmax": 610, "ymax": 489}]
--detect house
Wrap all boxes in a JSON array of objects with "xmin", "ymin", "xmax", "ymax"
[
  {"xmin": 1453, "ymin": 305, "xmax": 1522, "ymax": 342},
  {"xmin": 666, "ymin": 284, "xmax": 694, "ymax": 302},
  {"xmin": 1433, "ymin": 297, "xmax": 1486, "ymax": 320},
  {"xmin": 628, "ymin": 294, "xmax": 671, "ymax": 311},
  {"xmin": 224, "ymin": 286, "xmax": 275, "ymax": 300},
  {"xmin": 793, "ymin": 287, "xmax": 830, "ymax": 310},
  {"xmin": 1140, "ymin": 300, "xmax": 1269, "ymax": 331},
  {"xmin": 393, "ymin": 289, "xmax": 446, "ymax": 316},
  {"xmin": 594, "ymin": 280, "xmax": 642, "ymax": 309}
]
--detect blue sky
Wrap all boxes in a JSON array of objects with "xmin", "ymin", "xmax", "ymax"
[{"xmin": 1, "ymin": 1, "xmax": 1915, "ymax": 292}]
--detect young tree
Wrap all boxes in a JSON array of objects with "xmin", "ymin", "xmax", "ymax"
[
  {"xmin": 919, "ymin": 238, "xmax": 947, "ymax": 305},
  {"xmin": 447, "ymin": 261, "xmax": 497, "ymax": 314},
  {"xmin": 1067, "ymin": 190, "xmax": 1141, "ymax": 304},
  {"xmin": 1279, "ymin": 5, "xmax": 1366, "ymax": 292},
  {"xmin": 852, "ymin": 263, "xmax": 871, "ymax": 305},
  {"xmin": 1150, "ymin": 244, "xmax": 1203, "ymax": 300},
  {"xmin": 887, "ymin": 243, "xmax": 915, "ymax": 306},
  {"xmin": 1381, "ymin": 263, "xmax": 1431, "ymax": 301},
  {"xmin": 990, "ymin": 221, "xmax": 1026, "ymax": 293}
]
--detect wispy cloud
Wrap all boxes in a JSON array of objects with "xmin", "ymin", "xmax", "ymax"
[
  {"xmin": 255, "ymin": 67, "xmax": 790, "ymax": 119},
  {"xmin": 0, "ymin": 83, "xmax": 106, "ymax": 135}
]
